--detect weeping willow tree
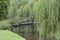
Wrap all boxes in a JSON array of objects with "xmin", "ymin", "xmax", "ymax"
[
  {"xmin": 33, "ymin": 0, "xmax": 59, "ymax": 40},
  {"xmin": 7, "ymin": 0, "xmax": 32, "ymax": 24},
  {"xmin": 7, "ymin": 0, "xmax": 35, "ymax": 40},
  {"xmin": 0, "ymin": 0, "xmax": 60, "ymax": 40},
  {"xmin": 3, "ymin": 0, "xmax": 60, "ymax": 40}
]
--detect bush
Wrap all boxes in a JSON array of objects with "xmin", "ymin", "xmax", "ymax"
[{"xmin": 0, "ymin": 20, "xmax": 11, "ymax": 29}]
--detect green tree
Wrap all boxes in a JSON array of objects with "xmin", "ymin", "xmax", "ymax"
[
  {"xmin": 0, "ymin": 0, "xmax": 9, "ymax": 20},
  {"xmin": 33, "ymin": 0, "xmax": 59, "ymax": 40}
]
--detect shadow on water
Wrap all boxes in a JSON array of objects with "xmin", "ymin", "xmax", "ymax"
[
  {"xmin": 10, "ymin": 27, "xmax": 57, "ymax": 40},
  {"xmin": 20, "ymin": 32, "xmax": 57, "ymax": 40},
  {"xmin": 10, "ymin": 23, "xmax": 57, "ymax": 40}
]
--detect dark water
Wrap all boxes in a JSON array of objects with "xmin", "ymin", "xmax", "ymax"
[
  {"xmin": 20, "ymin": 32, "xmax": 56, "ymax": 40},
  {"xmin": 10, "ymin": 26, "xmax": 57, "ymax": 40}
]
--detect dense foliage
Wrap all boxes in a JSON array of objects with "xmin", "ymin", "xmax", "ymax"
[
  {"xmin": 0, "ymin": 0, "xmax": 9, "ymax": 20},
  {"xmin": 33, "ymin": 0, "xmax": 59, "ymax": 40},
  {"xmin": 0, "ymin": 0, "xmax": 60, "ymax": 40}
]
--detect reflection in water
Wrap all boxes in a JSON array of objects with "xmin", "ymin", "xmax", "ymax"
[{"xmin": 10, "ymin": 24, "xmax": 58, "ymax": 40}]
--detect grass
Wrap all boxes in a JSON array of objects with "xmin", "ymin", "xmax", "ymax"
[{"xmin": 0, "ymin": 30, "xmax": 25, "ymax": 40}]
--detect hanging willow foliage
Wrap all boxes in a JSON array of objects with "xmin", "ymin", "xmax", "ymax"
[
  {"xmin": 0, "ymin": 0, "xmax": 60, "ymax": 40},
  {"xmin": 7, "ymin": 0, "xmax": 35, "ymax": 40},
  {"xmin": 33, "ymin": 0, "xmax": 59, "ymax": 40}
]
